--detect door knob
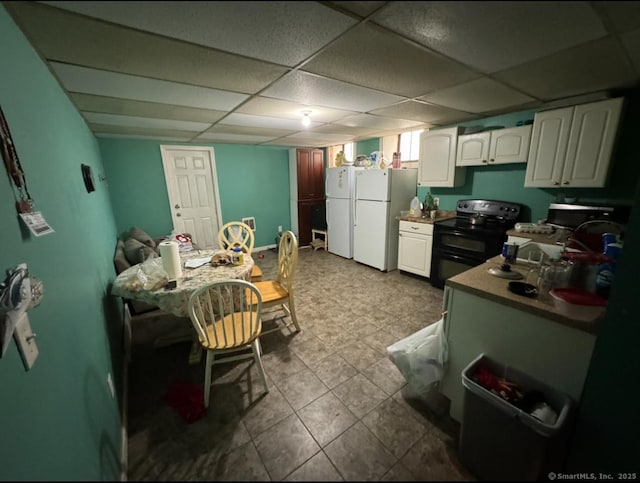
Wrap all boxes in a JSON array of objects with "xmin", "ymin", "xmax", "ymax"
[{"xmin": 175, "ymin": 204, "xmax": 180, "ymax": 209}]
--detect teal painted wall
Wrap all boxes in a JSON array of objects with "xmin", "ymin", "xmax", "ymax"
[
  {"xmin": 99, "ymin": 139, "xmax": 291, "ymax": 247},
  {"xmin": 356, "ymin": 138, "xmax": 381, "ymax": 157},
  {"xmin": 417, "ymin": 103, "xmax": 639, "ymax": 222},
  {"xmin": 0, "ymin": 6, "xmax": 122, "ymax": 480}
]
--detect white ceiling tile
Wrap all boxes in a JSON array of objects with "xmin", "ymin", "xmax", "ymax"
[
  {"xmin": 303, "ymin": 23, "xmax": 478, "ymax": 97},
  {"xmin": 328, "ymin": 1, "xmax": 388, "ymax": 18},
  {"xmin": 333, "ymin": 113, "xmax": 424, "ymax": 130},
  {"xmin": 420, "ymin": 78, "xmax": 537, "ymax": 114},
  {"xmin": 89, "ymin": 123, "xmax": 199, "ymax": 139},
  {"xmin": 83, "ymin": 112, "xmax": 211, "ymax": 131},
  {"xmin": 369, "ymin": 101, "xmax": 471, "ymax": 124},
  {"xmin": 219, "ymin": 112, "xmax": 322, "ymax": 131},
  {"xmin": 71, "ymin": 93, "xmax": 227, "ymax": 123},
  {"xmin": 493, "ymin": 38, "xmax": 638, "ymax": 101},
  {"xmin": 261, "ymin": 71, "xmax": 407, "ymax": 112},
  {"xmin": 373, "ymin": 1, "xmax": 608, "ymax": 73},
  {"xmin": 309, "ymin": 124, "xmax": 380, "ymax": 136},
  {"xmin": 236, "ymin": 97, "xmax": 358, "ymax": 123},
  {"xmin": 50, "ymin": 63, "xmax": 249, "ymax": 110},
  {"xmin": 42, "ymin": 1, "xmax": 358, "ymax": 67},
  {"xmin": 95, "ymin": 133, "xmax": 193, "ymax": 142},
  {"xmin": 620, "ymin": 28, "xmax": 640, "ymax": 74},
  {"xmin": 204, "ymin": 125, "xmax": 296, "ymax": 138},
  {"xmin": 8, "ymin": 2, "xmax": 286, "ymax": 94},
  {"xmin": 286, "ymin": 132, "xmax": 354, "ymax": 142},
  {"xmin": 194, "ymin": 133, "xmax": 277, "ymax": 144},
  {"xmin": 591, "ymin": 1, "xmax": 640, "ymax": 34}
]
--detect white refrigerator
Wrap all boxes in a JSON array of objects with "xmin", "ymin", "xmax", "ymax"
[
  {"xmin": 353, "ymin": 168, "xmax": 418, "ymax": 271},
  {"xmin": 325, "ymin": 166, "xmax": 362, "ymax": 258}
]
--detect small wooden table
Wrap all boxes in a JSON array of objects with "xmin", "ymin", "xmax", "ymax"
[{"xmin": 112, "ymin": 249, "xmax": 254, "ymax": 363}]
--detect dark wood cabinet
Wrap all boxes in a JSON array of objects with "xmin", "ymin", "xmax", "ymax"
[
  {"xmin": 297, "ymin": 149, "xmax": 324, "ymax": 201},
  {"xmin": 296, "ymin": 149, "xmax": 325, "ymax": 246}
]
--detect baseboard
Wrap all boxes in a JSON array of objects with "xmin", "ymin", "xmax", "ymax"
[{"xmin": 255, "ymin": 244, "xmax": 277, "ymax": 252}]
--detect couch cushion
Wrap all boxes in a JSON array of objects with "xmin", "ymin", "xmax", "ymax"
[
  {"xmin": 124, "ymin": 238, "xmax": 157, "ymax": 266},
  {"xmin": 114, "ymin": 239, "xmax": 131, "ymax": 274},
  {"xmin": 129, "ymin": 226, "xmax": 156, "ymax": 249}
]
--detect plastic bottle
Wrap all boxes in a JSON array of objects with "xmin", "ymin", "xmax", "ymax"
[
  {"xmin": 232, "ymin": 247, "xmax": 244, "ymax": 266},
  {"xmin": 596, "ymin": 243, "xmax": 622, "ymax": 299},
  {"xmin": 409, "ymin": 196, "xmax": 421, "ymax": 217}
]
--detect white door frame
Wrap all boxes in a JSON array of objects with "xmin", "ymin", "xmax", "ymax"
[{"xmin": 160, "ymin": 145, "xmax": 223, "ymax": 247}]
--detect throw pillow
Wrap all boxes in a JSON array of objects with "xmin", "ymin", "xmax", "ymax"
[
  {"xmin": 113, "ymin": 239, "xmax": 131, "ymax": 274},
  {"xmin": 129, "ymin": 226, "xmax": 156, "ymax": 249},
  {"xmin": 124, "ymin": 238, "xmax": 157, "ymax": 266}
]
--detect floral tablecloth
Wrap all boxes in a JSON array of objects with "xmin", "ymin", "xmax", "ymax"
[{"xmin": 112, "ymin": 249, "xmax": 254, "ymax": 317}]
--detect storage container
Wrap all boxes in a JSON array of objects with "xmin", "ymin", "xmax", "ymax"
[{"xmin": 460, "ymin": 353, "xmax": 574, "ymax": 481}]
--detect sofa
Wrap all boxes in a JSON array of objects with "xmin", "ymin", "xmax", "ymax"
[{"xmin": 113, "ymin": 227, "xmax": 197, "ymax": 315}]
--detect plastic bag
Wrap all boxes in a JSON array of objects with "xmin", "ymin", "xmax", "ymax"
[
  {"xmin": 135, "ymin": 253, "xmax": 169, "ymax": 291},
  {"xmin": 387, "ymin": 317, "xmax": 448, "ymax": 398},
  {"xmin": 169, "ymin": 230, "xmax": 193, "ymax": 252}
]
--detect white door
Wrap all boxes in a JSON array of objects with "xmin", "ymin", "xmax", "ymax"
[
  {"xmin": 326, "ymin": 197, "xmax": 353, "ymax": 258},
  {"xmin": 160, "ymin": 145, "xmax": 222, "ymax": 248},
  {"xmin": 354, "ymin": 199, "xmax": 389, "ymax": 270},
  {"xmin": 355, "ymin": 169, "xmax": 390, "ymax": 201}
]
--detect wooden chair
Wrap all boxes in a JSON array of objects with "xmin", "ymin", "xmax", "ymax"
[
  {"xmin": 187, "ymin": 279, "xmax": 269, "ymax": 408},
  {"xmin": 217, "ymin": 221, "xmax": 263, "ymax": 282},
  {"xmin": 250, "ymin": 231, "xmax": 300, "ymax": 335}
]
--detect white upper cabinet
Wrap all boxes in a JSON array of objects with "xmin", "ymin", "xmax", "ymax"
[
  {"xmin": 456, "ymin": 125, "xmax": 532, "ymax": 166},
  {"xmin": 418, "ymin": 127, "xmax": 466, "ymax": 187},
  {"xmin": 525, "ymin": 98, "xmax": 623, "ymax": 188},
  {"xmin": 456, "ymin": 132, "xmax": 490, "ymax": 166}
]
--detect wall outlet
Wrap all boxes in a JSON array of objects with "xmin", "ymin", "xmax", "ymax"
[
  {"xmin": 14, "ymin": 314, "xmax": 38, "ymax": 371},
  {"xmin": 278, "ymin": 225, "xmax": 283, "ymax": 233},
  {"xmin": 433, "ymin": 197, "xmax": 440, "ymax": 207}
]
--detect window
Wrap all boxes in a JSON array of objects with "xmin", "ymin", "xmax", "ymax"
[
  {"xmin": 328, "ymin": 142, "xmax": 356, "ymax": 167},
  {"xmin": 399, "ymin": 129, "xmax": 424, "ymax": 162}
]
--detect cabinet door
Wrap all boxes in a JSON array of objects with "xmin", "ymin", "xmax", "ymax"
[
  {"xmin": 297, "ymin": 149, "xmax": 325, "ymax": 200},
  {"xmin": 418, "ymin": 127, "xmax": 465, "ymax": 187},
  {"xmin": 524, "ymin": 107, "xmax": 573, "ymax": 187},
  {"xmin": 456, "ymin": 132, "xmax": 490, "ymax": 166},
  {"xmin": 562, "ymin": 98, "xmax": 623, "ymax": 188},
  {"xmin": 488, "ymin": 125, "xmax": 532, "ymax": 165},
  {"xmin": 398, "ymin": 231, "xmax": 432, "ymax": 277}
]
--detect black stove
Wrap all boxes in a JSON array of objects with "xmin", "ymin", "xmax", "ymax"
[{"xmin": 429, "ymin": 199, "xmax": 522, "ymax": 288}]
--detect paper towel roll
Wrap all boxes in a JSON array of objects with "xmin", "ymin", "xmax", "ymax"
[{"xmin": 158, "ymin": 240, "xmax": 182, "ymax": 279}]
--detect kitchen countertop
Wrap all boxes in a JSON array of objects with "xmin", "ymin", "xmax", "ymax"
[
  {"xmin": 446, "ymin": 254, "xmax": 604, "ymax": 335},
  {"xmin": 398, "ymin": 210, "xmax": 457, "ymax": 224}
]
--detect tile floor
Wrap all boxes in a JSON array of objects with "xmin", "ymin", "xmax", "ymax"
[{"xmin": 126, "ymin": 247, "xmax": 476, "ymax": 481}]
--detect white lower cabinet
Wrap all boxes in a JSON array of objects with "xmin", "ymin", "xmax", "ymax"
[
  {"xmin": 398, "ymin": 221, "xmax": 434, "ymax": 277},
  {"xmin": 439, "ymin": 287, "xmax": 596, "ymax": 422}
]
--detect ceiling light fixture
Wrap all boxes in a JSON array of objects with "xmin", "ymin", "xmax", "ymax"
[{"xmin": 301, "ymin": 110, "xmax": 312, "ymax": 127}]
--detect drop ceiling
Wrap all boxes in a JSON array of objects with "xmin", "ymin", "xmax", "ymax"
[{"xmin": 5, "ymin": 1, "xmax": 640, "ymax": 148}]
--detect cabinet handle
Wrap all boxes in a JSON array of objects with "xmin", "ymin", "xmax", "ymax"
[
  {"xmin": 482, "ymin": 160, "xmax": 487, "ymax": 163},
  {"xmin": 489, "ymin": 158, "xmax": 495, "ymax": 162},
  {"xmin": 563, "ymin": 181, "xmax": 570, "ymax": 185},
  {"xmin": 411, "ymin": 226, "xmax": 419, "ymax": 230},
  {"xmin": 553, "ymin": 181, "xmax": 560, "ymax": 186}
]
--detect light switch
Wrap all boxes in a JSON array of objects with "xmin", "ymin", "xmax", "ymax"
[{"xmin": 14, "ymin": 314, "xmax": 38, "ymax": 370}]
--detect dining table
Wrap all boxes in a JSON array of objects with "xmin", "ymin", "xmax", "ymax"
[{"xmin": 111, "ymin": 248, "xmax": 254, "ymax": 364}]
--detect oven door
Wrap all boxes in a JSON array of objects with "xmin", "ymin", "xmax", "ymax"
[
  {"xmin": 430, "ymin": 250, "xmax": 483, "ymax": 289},
  {"xmin": 429, "ymin": 227, "xmax": 505, "ymax": 289}
]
